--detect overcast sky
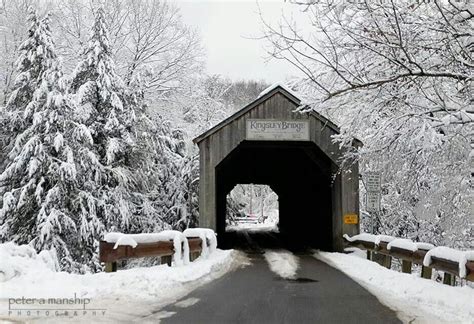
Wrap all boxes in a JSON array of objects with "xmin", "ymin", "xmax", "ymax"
[{"xmin": 177, "ymin": 0, "xmax": 308, "ymax": 83}]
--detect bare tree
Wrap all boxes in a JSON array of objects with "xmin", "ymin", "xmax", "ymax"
[
  {"xmin": 0, "ymin": 0, "xmax": 37, "ymax": 104},
  {"xmin": 123, "ymin": 0, "xmax": 201, "ymax": 93},
  {"xmin": 260, "ymin": 0, "xmax": 473, "ymax": 247},
  {"xmin": 52, "ymin": 0, "xmax": 201, "ymax": 96}
]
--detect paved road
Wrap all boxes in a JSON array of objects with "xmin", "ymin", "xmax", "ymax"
[{"xmin": 159, "ymin": 252, "xmax": 401, "ymax": 324}]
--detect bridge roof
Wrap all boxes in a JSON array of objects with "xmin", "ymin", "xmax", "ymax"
[{"xmin": 193, "ymin": 85, "xmax": 352, "ymax": 145}]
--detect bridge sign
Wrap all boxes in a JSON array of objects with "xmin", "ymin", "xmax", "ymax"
[
  {"xmin": 246, "ymin": 119, "xmax": 310, "ymax": 141},
  {"xmin": 365, "ymin": 172, "xmax": 381, "ymax": 212},
  {"xmin": 366, "ymin": 191, "xmax": 381, "ymax": 212},
  {"xmin": 365, "ymin": 172, "xmax": 381, "ymax": 192}
]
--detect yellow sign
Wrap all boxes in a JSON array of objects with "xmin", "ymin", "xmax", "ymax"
[{"xmin": 344, "ymin": 214, "xmax": 359, "ymax": 224}]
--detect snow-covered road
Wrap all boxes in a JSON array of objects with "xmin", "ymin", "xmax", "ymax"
[
  {"xmin": 158, "ymin": 251, "xmax": 400, "ymax": 323},
  {"xmin": 158, "ymin": 250, "xmax": 473, "ymax": 324},
  {"xmin": 2, "ymin": 245, "xmax": 472, "ymax": 323}
]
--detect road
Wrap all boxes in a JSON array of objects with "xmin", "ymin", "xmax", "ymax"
[{"xmin": 158, "ymin": 251, "xmax": 401, "ymax": 323}]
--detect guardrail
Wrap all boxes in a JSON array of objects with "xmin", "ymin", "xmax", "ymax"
[
  {"xmin": 344, "ymin": 236, "xmax": 474, "ymax": 285},
  {"xmin": 233, "ymin": 217, "xmax": 259, "ymax": 224},
  {"xmin": 99, "ymin": 237, "xmax": 203, "ymax": 272}
]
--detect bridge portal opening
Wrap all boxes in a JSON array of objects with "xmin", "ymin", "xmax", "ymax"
[
  {"xmin": 194, "ymin": 86, "xmax": 361, "ymax": 252},
  {"xmin": 216, "ymin": 141, "xmax": 334, "ymax": 250},
  {"xmin": 225, "ymin": 184, "xmax": 279, "ymax": 233}
]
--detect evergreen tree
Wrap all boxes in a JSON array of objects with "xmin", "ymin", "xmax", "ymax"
[
  {"xmin": 4, "ymin": 10, "xmax": 56, "ymax": 129},
  {"xmin": 1, "ymin": 7, "xmax": 205, "ymax": 273},
  {"xmin": 0, "ymin": 14, "xmax": 91, "ymax": 271},
  {"xmin": 69, "ymin": 8, "xmax": 171, "ymax": 269},
  {"xmin": 1, "ymin": 10, "xmax": 56, "ymax": 189}
]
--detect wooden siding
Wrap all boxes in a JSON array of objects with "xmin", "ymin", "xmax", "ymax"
[{"xmin": 196, "ymin": 88, "xmax": 360, "ymax": 251}]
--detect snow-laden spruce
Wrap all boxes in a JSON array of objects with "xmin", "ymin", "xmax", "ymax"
[
  {"xmin": 0, "ymin": 13, "xmax": 93, "ymax": 271},
  {"xmin": 0, "ymin": 7, "xmax": 200, "ymax": 273},
  {"xmin": 2, "ymin": 11, "xmax": 56, "ymax": 134}
]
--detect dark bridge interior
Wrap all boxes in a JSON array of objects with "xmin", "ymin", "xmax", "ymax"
[{"xmin": 216, "ymin": 141, "xmax": 335, "ymax": 251}]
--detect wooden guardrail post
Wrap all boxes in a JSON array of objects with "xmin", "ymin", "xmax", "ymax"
[
  {"xmin": 402, "ymin": 260, "xmax": 412, "ymax": 274},
  {"xmin": 382, "ymin": 255, "xmax": 392, "ymax": 269},
  {"xmin": 443, "ymin": 273, "xmax": 455, "ymax": 286},
  {"xmin": 188, "ymin": 237, "xmax": 203, "ymax": 261},
  {"xmin": 366, "ymin": 250, "xmax": 372, "ymax": 260},
  {"xmin": 161, "ymin": 255, "xmax": 172, "ymax": 266},
  {"xmin": 421, "ymin": 266, "xmax": 432, "ymax": 279},
  {"xmin": 190, "ymin": 252, "xmax": 200, "ymax": 261},
  {"xmin": 105, "ymin": 261, "xmax": 117, "ymax": 273}
]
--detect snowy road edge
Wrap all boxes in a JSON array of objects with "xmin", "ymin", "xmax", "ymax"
[{"xmin": 314, "ymin": 251, "xmax": 474, "ymax": 324}]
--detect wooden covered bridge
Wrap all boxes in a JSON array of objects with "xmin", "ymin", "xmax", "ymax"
[{"xmin": 193, "ymin": 85, "xmax": 361, "ymax": 251}]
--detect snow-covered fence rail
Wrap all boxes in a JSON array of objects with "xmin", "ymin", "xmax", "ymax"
[
  {"xmin": 343, "ymin": 234, "xmax": 474, "ymax": 285},
  {"xmin": 100, "ymin": 229, "xmax": 217, "ymax": 272},
  {"xmin": 233, "ymin": 217, "xmax": 259, "ymax": 224}
]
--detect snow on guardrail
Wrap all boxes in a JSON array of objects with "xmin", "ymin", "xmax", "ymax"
[
  {"xmin": 104, "ymin": 230, "xmax": 192, "ymax": 266},
  {"xmin": 183, "ymin": 228, "xmax": 217, "ymax": 258},
  {"xmin": 387, "ymin": 238, "xmax": 418, "ymax": 252},
  {"xmin": 102, "ymin": 228, "xmax": 218, "ymax": 268},
  {"xmin": 344, "ymin": 233, "xmax": 474, "ymax": 281},
  {"xmin": 424, "ymin": 247, "xmax": 474, "ymax": 278},
  {"xmin": 386, "ymin": 239, "xmax": 435, "ymax": 252}
]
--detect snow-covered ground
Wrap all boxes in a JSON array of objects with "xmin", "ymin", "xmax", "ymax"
[
  {"xmin": 0, "ymin": 243, "xmax": 246, "ymax": 323},
  {"xmin": 226, "ymin": 222, "xmax": 279, "ymax": 233},
  {"xmin": 316, "ymin": 251, "xmax": 474, "ymax": 323},
  {"xmin": 263, "ymin": 250, "xmax": 299, "ymax": 279}
]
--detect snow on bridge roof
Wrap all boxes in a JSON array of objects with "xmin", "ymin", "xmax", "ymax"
[{"xmin": 192, "ymin": 84, "xmax": 358, "ymax": 145}]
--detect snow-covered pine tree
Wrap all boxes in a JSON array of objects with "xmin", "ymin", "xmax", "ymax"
[
  {"xmin": 3, "ymin": 9, "xmax": 56, "ymax": 128},
  {"xmin": 0, "ymin": 9, "xmax": 56, "ymax": 187},
  {"xmin": 161, "ymin": 136, "xmax": 199, "ymax": 231},
  {"xmin": 123, "ymin": 69, "xmax": 199, "ymax": 233},
  {"xmin": 0, "ymin": 14, "xmax": 92, "ymax": 271},
  {"xmin": 69, "ymin": 7, "xmax": 172, "ymax": 269}
]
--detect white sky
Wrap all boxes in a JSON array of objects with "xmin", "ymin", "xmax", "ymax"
[{"xmin": 177, "ymin": 0, "xmax": 308, "ymax": 83}]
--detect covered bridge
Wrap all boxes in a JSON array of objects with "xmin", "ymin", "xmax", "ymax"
[{"xmin": 193, "ymin": 85, "xmax": 360, "ymax": 251}]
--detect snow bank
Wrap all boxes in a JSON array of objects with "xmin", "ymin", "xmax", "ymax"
[
  {"xmin": 0, "ymin": 241, "xmax": 245, "ymax": 322},
  {"xmin": 423, "ymin": 247, "xmax": 474, "ymax": 278},
  {"xmin": 264, "ymin": 250, "xmax": 299, "ymax": 279},
  {"xmin": 183, "ymin": 228, "xmax": 217, "ymax": 258},
  {"xmin": 0, "ymin": 242, "xmax": 58, "ymax": 282},
  {"xmin": 316, "ymin": 251, "xmax": 474, "ymax": 323},
  {"xmin": 387, "ymin": 238, "xmax": 418, "ymax": 252},
  {"xmin": 104, "ymin": 230, "xmax": 189, "ymax": 265},
  {"xmin": 226, "ymin": 222, "xmax": 279, "ymax": 233}
]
